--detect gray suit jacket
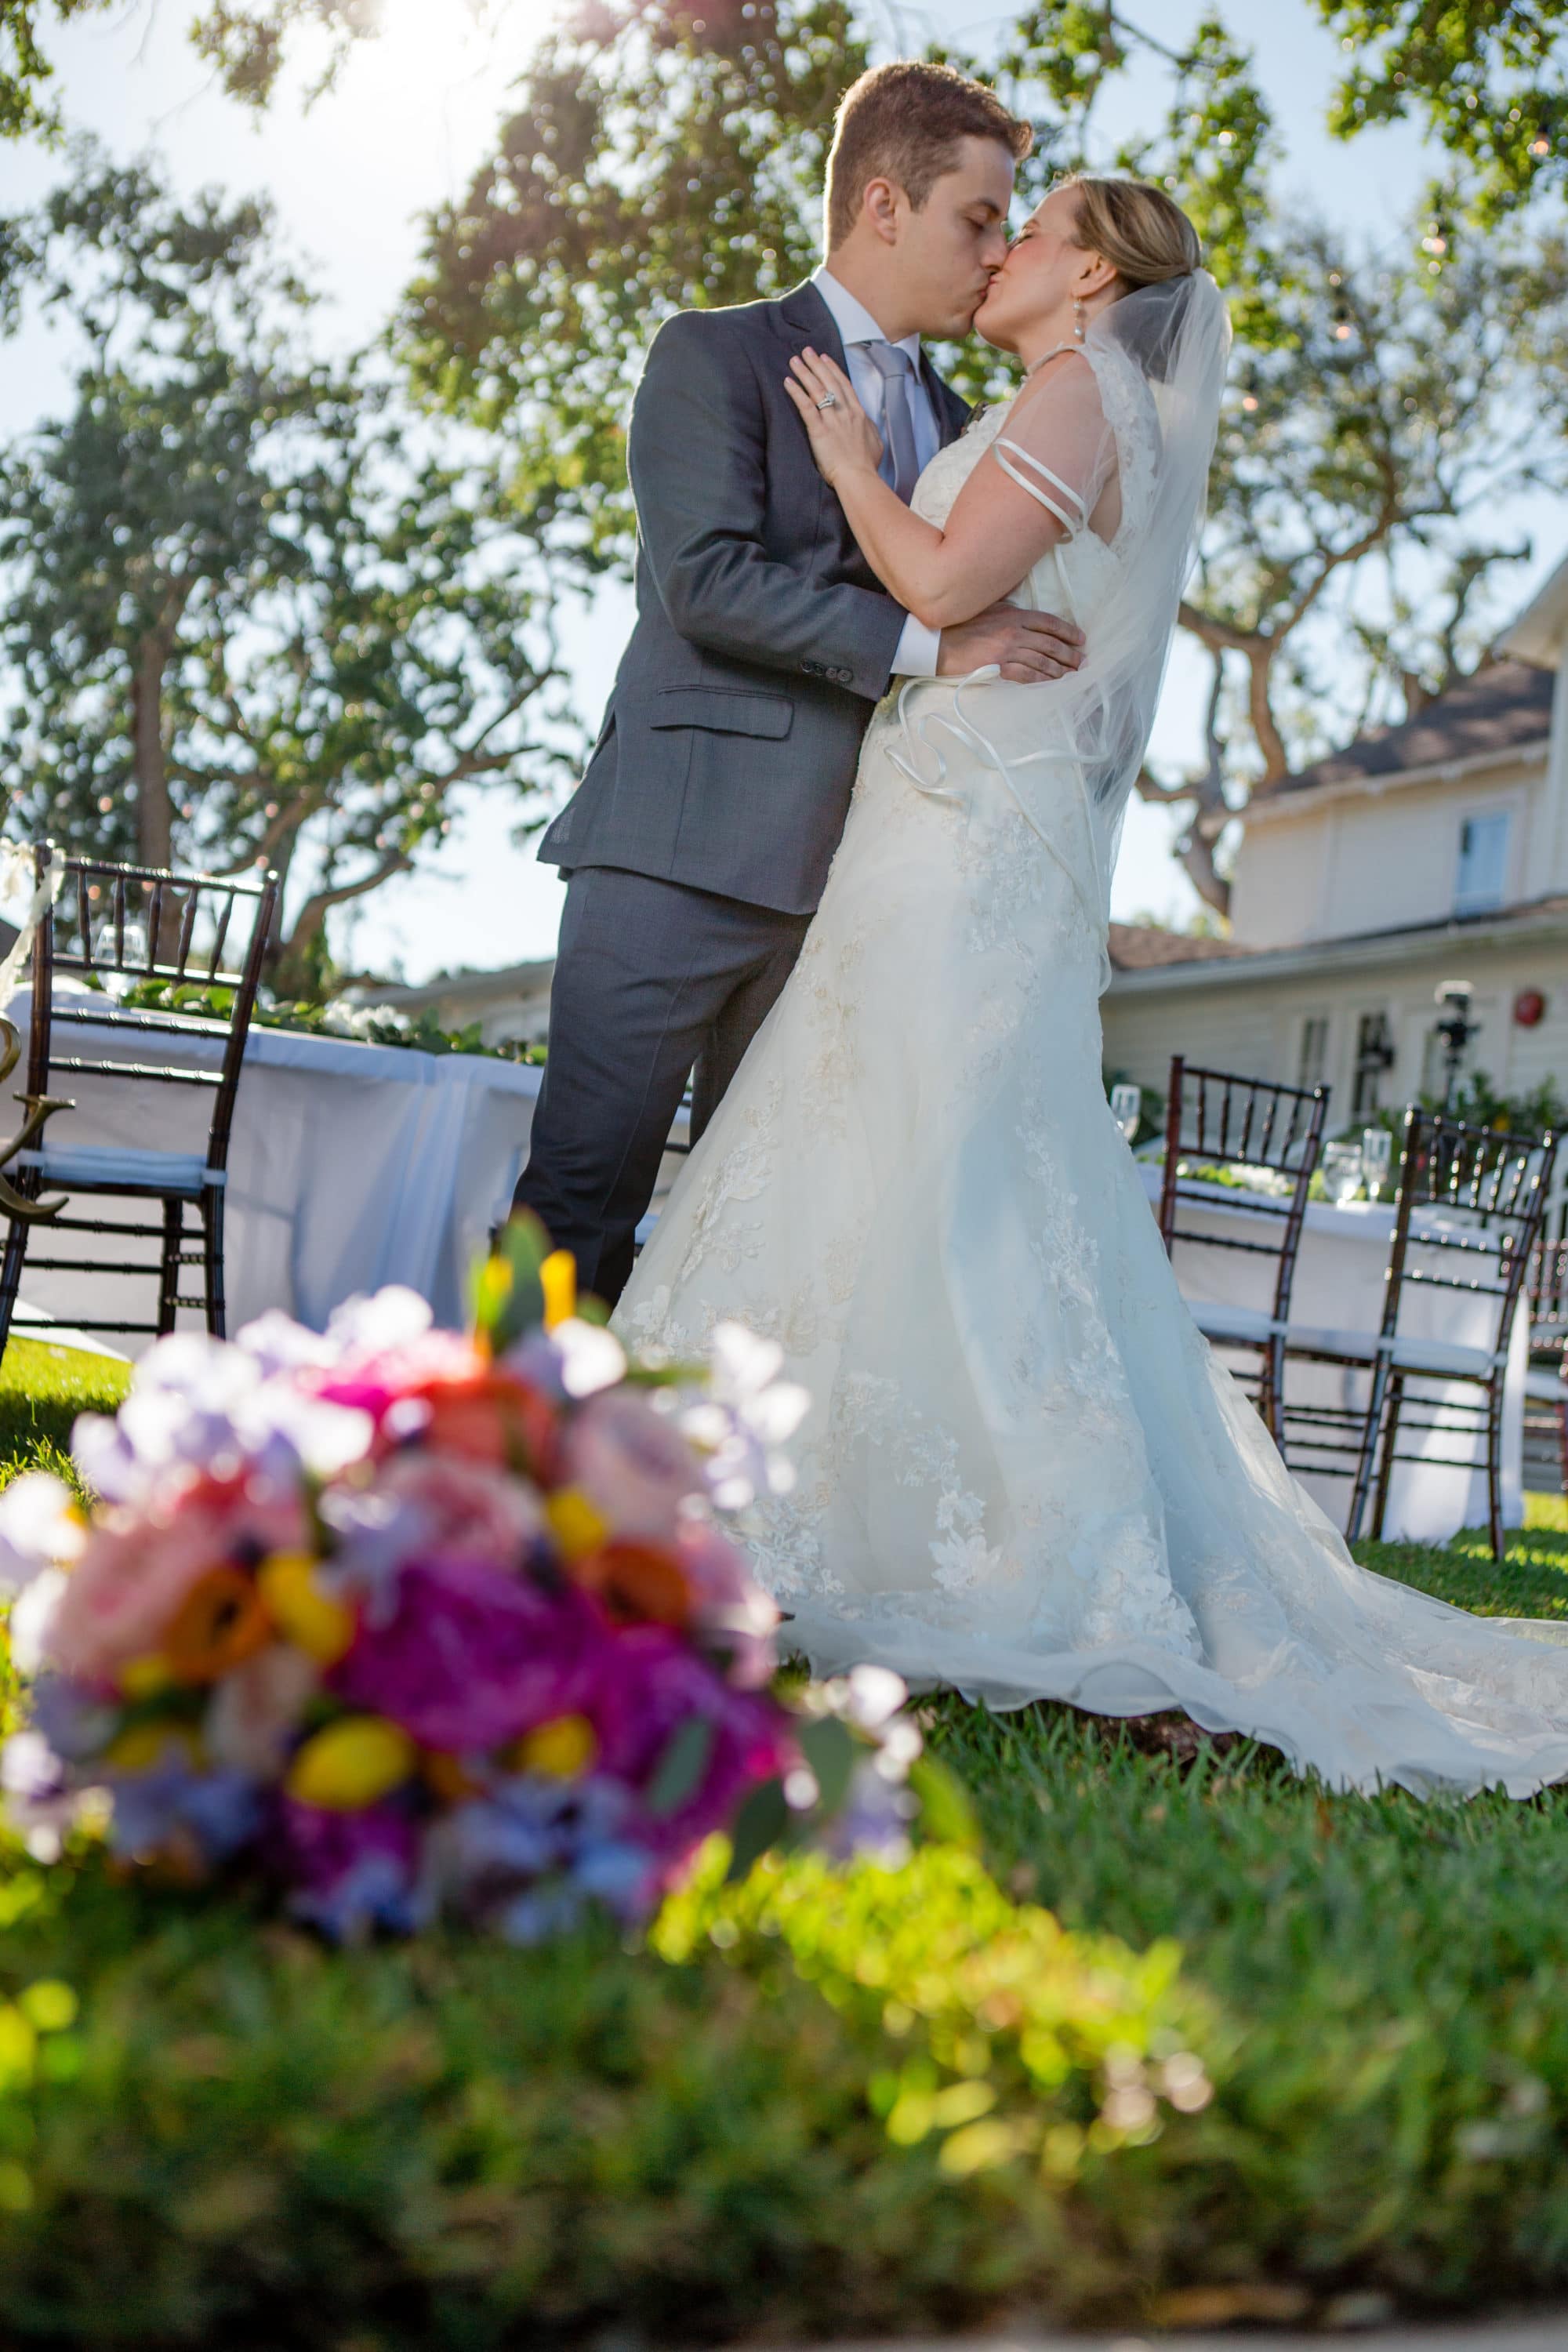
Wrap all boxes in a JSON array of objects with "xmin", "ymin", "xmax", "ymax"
[{"xmin": 538, "ymin": 280, "xmax": 971, "ymax": 915}]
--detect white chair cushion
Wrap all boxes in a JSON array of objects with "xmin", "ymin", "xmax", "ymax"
[
  {"xmin": 14, "ymin": 1145, "xmax": 221, "ymax": 1196},
  {"xmin": 1386, "ymin": 1334, "xmax": 1499, "ymax": 1380},
  {"xmin": 1285, "ymin": 1324, "xmax": 1381, "ymax": 1362},
  {"xmin": 1191, "ymin": 1301, "xmax": 1282, "ymax": 1345},
  {"xmin": 1525, "ymin": 1367, "xmax": 1568, "ymax": 1405}
]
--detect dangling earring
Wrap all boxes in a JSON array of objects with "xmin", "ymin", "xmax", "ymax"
[{"xmin": 1073, "ymin": 296, "xmax": 1087, "ymax": 344}]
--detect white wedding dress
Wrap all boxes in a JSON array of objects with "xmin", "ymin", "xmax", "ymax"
[{"xmin": 618, "ymin": 288, "xmax": 1568, "ymax": 1799}]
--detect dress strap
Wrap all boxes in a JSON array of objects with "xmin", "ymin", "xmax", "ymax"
[{"xmin": 990, "ymin": 439, "xmax": 1087, "ymax": 536}]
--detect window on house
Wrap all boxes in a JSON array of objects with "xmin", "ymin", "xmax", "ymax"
[
  {"xmin": 1297, "ymin": 1014, "xmax": 1330, "ymax": 1091},
  {"xmin": 1352, "ymin": 1011, "xmax": 1395, "ymax": 1117},
  {"xmin": 1454, "ymin": 811, "xmax": 1512, "ymax": 917}
]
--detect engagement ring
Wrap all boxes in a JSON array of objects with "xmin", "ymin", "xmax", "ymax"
[{"xmin": 815, "ymin": 394, "xmax": 838, "ymax": 409}]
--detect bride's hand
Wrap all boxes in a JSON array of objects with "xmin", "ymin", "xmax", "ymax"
[{"xmin": 783, "ymin": 349, "xmax": 883, "ymax": 487}]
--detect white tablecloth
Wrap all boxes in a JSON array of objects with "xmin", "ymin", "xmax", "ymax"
[
  {"xmin": 7, "ymin": 1005, "xmax": 543, "ymax": 1345},
  {"xmin": 1139, "ymin": 1163, "xmax": 1527, "ymax": 1544}
]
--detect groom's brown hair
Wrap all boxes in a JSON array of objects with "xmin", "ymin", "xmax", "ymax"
[{"xmin": 825, "ymin": 62, "xmax": 1033, "ymax": 251}]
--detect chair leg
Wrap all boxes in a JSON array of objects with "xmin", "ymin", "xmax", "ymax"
[
  {"xmin": 0, "ymin": 1210, "xmax": 31, "ymax": 1368},
  {"xmin": 1359, "ymin": 1363, "xmax": 1399, "ymax": 1547},
  {"xmin": 157, "ymin": 1198, "xmax": 183, "ymax": 1335},
  {"xmin": 1486, "ymin": 1377, "xmax": 1504, "ymax": 1563},
  {"xmin": 1263, "ymin": 1335, "xmax": 1285, "ymax": 1447},
  {"xmin": 201, "ymin": 1188, "xmax": 226, "ymax": 1339}
]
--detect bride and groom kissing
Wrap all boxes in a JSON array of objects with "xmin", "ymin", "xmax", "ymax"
[{"xmin": 514, "ymin": 60, "xmax": 1568, "ymax": 1803}]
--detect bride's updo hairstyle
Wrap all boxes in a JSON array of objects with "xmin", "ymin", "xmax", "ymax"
[{"xmin": 1061, "ymin": 175, "xmax": 1203, "ymax": 380}]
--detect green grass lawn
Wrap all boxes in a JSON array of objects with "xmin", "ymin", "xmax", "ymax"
[{"xmin": 3, "ymin": 1359, "xmax": 1568, "ymax": 2343}]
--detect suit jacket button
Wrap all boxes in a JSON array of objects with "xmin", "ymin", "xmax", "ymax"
[
  {"xmin": 833, "ymin": 666, "xmax": 851, "ymax": 684},
  {"xmin": 801, "ymin": 658, "xmax": 818, "ymax": 674}
]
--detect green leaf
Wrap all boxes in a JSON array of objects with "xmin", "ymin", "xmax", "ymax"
[
  {"xmin": 644, "ymin": 1715, "xmax": 716, "ymax": 1820},
  {"xmin": 907, "ymin": 1756, "xmax": 981, "ymax": 1853},
  {"xmin": 799, "ymin": 1715, "xmax": 856, "ymax": 1815},
  {"xmin": 484, "ymin": 1210, "xmax": 550, "ymax": 1350},
  {"xmin": 724, "ymin": 1777, "xmax": 789, "ymax": 1883}
]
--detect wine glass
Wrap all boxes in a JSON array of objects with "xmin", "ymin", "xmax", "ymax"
[
  {"xmin": 1321, "ymin": 1141, "xmax": 1363, "ymax": 1207},
  {"xmin": 1109, "ymin": 1083, "xmax": 1142, "ymax": 1143},
  {"xmin": 1360, "ymin": 1127, "xmax": 1392, "ymax": 1203}
]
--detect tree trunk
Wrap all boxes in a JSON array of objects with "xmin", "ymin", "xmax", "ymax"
[{"xmin": 129, "ymin": 632, "xmax": 173, "ymax": 870}]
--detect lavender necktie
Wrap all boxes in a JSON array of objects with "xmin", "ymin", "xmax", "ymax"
[{"xmin": 863, "ymin": 340, "xmax": 921, "ymax": 505}]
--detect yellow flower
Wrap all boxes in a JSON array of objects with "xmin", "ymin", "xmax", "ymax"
[
  {"xmin": 512, "ymin": 1714, "xmax": 598, "ymax": 1779},
  {"xmin": 539, "ymin": 1249, "xmax": 577, "ymax": 1331},
  {"xmin": 103, "ymin": 1719, "xmax": 203, "ymax": 1775},
  {"xmin": 544, "ymin": 1486, "xmax": 610, "ymax": 1563},
  {"xmin": 257, "ymin": 1552, "xmax": 356, "ymax": 1666},
  {"xmin": 118, "ymin": 1654, "xmax": 174, "ymax": 1700},
  {"xmin": 285, "ymin": 1717, "xmax": 415, "ymax": 1810}
]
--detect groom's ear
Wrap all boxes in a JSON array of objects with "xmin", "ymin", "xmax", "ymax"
[{"xmin": 860, "ymin": 173, "xmax": 909, "ymax": 245}]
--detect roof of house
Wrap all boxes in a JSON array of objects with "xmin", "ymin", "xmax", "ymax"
[
  {"xmin": 1108, "ymin": 889, "xmax": 1568, "ymax": 994},
  {"xmin": 1107, "ymin": 922, "xmax": 1250, "ymax": 970},
  {"xmin": 360, "ymin": 958, "xmax": 556, "ymax": 1011},
  {"xmin": 1266, "ymin": 658, "xmax": 1554, "ymax": 800}
]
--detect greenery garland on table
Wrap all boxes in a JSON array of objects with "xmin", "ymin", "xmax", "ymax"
[{"xmin": 103, "ymin": 978, "xmax": 547, "ymax": 1065}]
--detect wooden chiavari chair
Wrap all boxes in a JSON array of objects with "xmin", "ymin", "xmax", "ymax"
[
  {"xmin": 1289, "ymin": 1110, "xmax": 1556, "ymax": 1558},
  {"xmin": 0, "ymin": 844, "xmax": 277, "ymax": 1352},
  {"xmin": 1158, "ymin": 1055, "xmax": 1329, "ymax": 1443}
]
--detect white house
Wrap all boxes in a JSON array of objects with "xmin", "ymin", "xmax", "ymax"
[
  {"xmin": 362, "ymin": 957, "xmax": 555, "ymax": 1049},
  {"xmin": 1101, "ymin": 555, "xmax": 1568, "ymax": 1128}
]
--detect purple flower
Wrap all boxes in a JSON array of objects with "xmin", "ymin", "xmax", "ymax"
[
  {"xmin": 427, "ymin": 1775, "xmax": 655, "ymax": 1934},
  {"xmin": 278, "ymin": 1798, "xmax": 426, "ymax": 1941},
  {"xmin": 590, "ymin": 1626, "xmax": 796, "ymax": 1865},
  {"xmin": 328, "ymin": 1555, "xmax": 606, "ymax": 1752},
  {"xmin": 108, "ymin": 1755, "xmax": 264, "ymax": 1867}
]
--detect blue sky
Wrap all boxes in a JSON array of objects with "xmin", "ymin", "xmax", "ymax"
[{"xmin": 4, "ymin": 0, "xmax": 1566, "ymax": 978}]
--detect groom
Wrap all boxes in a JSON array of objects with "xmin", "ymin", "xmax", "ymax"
[{"xmin": 514, "ymin": 60, "xmax": 1083, "ymax": 1304}]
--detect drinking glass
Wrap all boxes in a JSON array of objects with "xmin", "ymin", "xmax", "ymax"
[
  {"xmin": 1360, "ymin": 1127, "xmax": 1392, "ymax": 1202},
  {"xmin": 1109, "ymin": 1083, "xmax": 1142, "ymax": 1143},
  {"xmin": 1321, "ymin": 1141, "xmax": 1363, "ymax": 1207}
]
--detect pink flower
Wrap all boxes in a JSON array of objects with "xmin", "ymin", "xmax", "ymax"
[
  {"xmin": 362, "ymin": 1453, "xmax": 543, "ymax": 1566},
  {"xmin": 328, "ymin": 1555, "xmax": 607, "ymax": 1753},
  {"xmin": 561, "ymin": 1389, "xmax": 704, "ymax": 1544},
  {"xmin": 676, "ymin": 1519, "xmax": 780, "ymax": 1689},
  {"xmin": 48, "ymin": 1479, "xmax": 307, "ymax": 1686},
  {"xmin": 307, "ymin": 1328, "xmax": 481, "ymax": 1431}
]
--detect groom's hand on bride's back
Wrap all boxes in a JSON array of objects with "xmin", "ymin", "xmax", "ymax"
[{"xmin": 935, "ymin": 603, "xmax": 1085, "ymax": 684}]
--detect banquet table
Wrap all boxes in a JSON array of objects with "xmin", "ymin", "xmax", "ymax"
[
  {"xmin": 1138, "ymin": 1160, "xmax": 1528, "ymax": 1544},
  {"xmin": 6, "ymin": 997, "xmax": 546, "ymax": 1346}
]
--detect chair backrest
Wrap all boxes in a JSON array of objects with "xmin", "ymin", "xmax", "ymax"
[
  {"xmin": 1528, "ymin": 1235, "xmax": 1568, "ymax": 1356},
  {"xmin": 27, "ymin": 844, "xmax": 279, "ymax": 1174},
  {"xmin": 1158, "ymin": 1054, "xmax": 1329, "ymax": 1323},
  {"xmin": 1381, "ymin": 1109, "xmax": 1559, "ymax": 1364}
]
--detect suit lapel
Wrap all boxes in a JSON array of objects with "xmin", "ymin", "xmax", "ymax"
[{"xmin": 774, "ymin": 279, "xmax": 849, "ymax": 369}]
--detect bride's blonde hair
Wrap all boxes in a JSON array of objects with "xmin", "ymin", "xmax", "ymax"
[{"xmin": 1058, "ymin": 174, "xmax": 1203, "ymax": 291}]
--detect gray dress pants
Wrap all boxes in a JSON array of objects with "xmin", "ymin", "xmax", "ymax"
[{"xmin": 512, "ymin": 866, "xmax": 811, "ymax": 1306}]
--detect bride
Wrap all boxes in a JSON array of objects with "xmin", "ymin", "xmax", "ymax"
[{"xmin": 618, "ymin": 173, "xmax": 1568, "ymax": 1800}]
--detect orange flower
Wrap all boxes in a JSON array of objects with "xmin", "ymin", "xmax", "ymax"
[
  {"xmin": 570, "ymin": 1538, "xmax": 696, "ymax": 1628},
  {"xmin": 162, "ymin": 1566, "xmax": 272, "ymax": 1684},
  {"xmin": 417, "ymin": 1370, "xmax": 560, "ymax": 1481}
]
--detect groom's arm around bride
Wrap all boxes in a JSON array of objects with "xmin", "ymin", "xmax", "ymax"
[{"xmin": 514, "ymin": 61, "xmax": 1080, "ymax": 1307}]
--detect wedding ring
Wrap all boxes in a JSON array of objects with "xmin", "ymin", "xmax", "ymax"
[{"xmin": 815, "ymin": 393, "xmax": 838, "ymax": 409}]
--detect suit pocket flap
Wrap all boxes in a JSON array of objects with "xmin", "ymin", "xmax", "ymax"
[{"xmin": 651, "ymin": 687, "xmax": 793, "ymax": 739}]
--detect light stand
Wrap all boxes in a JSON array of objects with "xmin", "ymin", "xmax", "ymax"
[{"xmin": 1433, "ymin": 978, "xmax": 1479, "ymax": 1113}]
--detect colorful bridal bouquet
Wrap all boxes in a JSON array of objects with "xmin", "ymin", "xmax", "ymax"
[{"xmin": 0, "ymin": 1222, "xmax": 924, "ymax": 1941}]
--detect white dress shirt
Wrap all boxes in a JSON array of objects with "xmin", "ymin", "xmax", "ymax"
[{"xmin": 811, "ymin": 265, "xmax": 942, "ymax": 678}]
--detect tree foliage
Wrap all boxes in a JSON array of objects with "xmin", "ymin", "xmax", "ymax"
[
  {"xmin": 1314, "ymin": 0, "xmax": 1568, "ymax": 223},
  {"xmin": 0, "ymin": 151, "xmax": 572, "ymax": 993}
]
